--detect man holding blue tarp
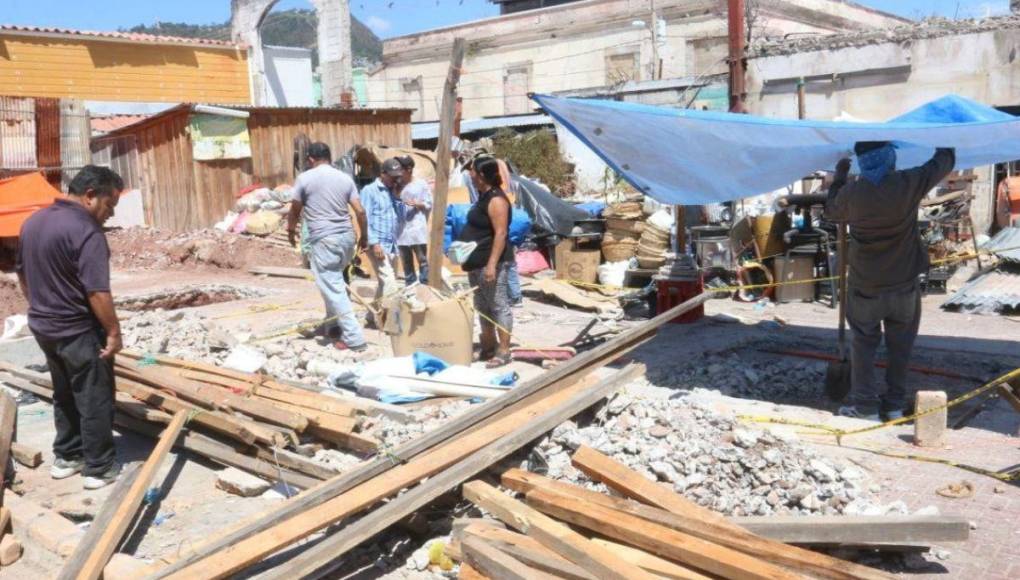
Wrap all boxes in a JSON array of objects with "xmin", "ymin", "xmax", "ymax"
[{"xmin": 825, "ymin": 142, "xmax": 955, "ymax": 422}]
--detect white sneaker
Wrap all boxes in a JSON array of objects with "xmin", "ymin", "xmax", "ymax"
[
  {"xmin": 838, "ymin": 406, "xmax": 880, "ymax": 422},
  {"xmin": 83, "ymin": 462, "xmax": 122, "ymax": 490},
  {"xmin": 885, "ymin": 410, "xmax": 905, "ymax": 421},
  {"xmin": 50, "ymin": 457, "xmax": 85, "ymax": 480}
]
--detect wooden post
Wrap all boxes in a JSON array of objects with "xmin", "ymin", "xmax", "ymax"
[{"xmin": 427, "ymin": 37, "xmax": 467, "ymax": 289}]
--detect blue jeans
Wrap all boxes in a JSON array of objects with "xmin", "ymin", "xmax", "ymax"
[
  {"xmin": 310, "ymin": 232, "xmax": 365, "ymax": 347},
  {"xmin": 398, "ymin": 244, "xmax": 429, "ymax": 285},
  {"xmin": 507, "ymin": 255, "xmax": 522, "ymax": 303}
]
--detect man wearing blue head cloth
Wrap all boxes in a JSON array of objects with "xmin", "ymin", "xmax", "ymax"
[{"xmin": 825, "ymin": 142, "xmax": 955, "ymax": 421}]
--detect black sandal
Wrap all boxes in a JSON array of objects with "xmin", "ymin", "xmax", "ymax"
[
  {"xmin": 473, "ymin": 348, "xmax": 496, "ymax": 362},
  {"xmin": 485, "ymin": 352, "xmax": 512, "ymax": 369}
]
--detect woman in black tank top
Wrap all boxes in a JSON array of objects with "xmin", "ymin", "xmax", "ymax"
[{"xmin": 458, "ymin": 156, "xmax": 513, "ymax": 367}]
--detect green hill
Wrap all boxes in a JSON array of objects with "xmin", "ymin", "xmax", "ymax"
[{"xmin": 125, "ymin": 8, "xmax": 383, "ymax": 67}]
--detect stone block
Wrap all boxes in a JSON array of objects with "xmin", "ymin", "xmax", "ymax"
[
  {"xmin": 914, "ymin": 390, "xmax": 947, "ymax": 448},
  {"xmin": 216, "ymin": 467, "xmax": 271, "ymax": 497}
]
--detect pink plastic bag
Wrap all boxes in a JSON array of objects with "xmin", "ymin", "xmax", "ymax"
[{"xmin": 516, "ymin": 249, "xmax": 550, "ymax": 275}]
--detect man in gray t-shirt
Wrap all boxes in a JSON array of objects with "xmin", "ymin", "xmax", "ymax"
[{"xmin": 287, "ymin": 142, "xmax": 369, "ymax": 352}]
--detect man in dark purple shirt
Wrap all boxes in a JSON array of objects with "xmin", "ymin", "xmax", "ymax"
[{"xmin": 16, "ymin": 165, "xmax": 124, "ymax": 489}]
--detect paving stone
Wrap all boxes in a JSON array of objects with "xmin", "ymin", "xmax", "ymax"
[{"xmin": 215, "ymin": 468, "xmax": 271, "ymax": 497}]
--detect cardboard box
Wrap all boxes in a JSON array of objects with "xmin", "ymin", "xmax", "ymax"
[
  {"xmin": 555, "ymin": 241, "xmax": 600, "ymax": 284},
  {"xmin": 773, "ymin": 256, "xmax": 815, "ymax": 303},
  {"xmin": 389, "ymin": 287, "xmax": 474, "ymax": 365}
]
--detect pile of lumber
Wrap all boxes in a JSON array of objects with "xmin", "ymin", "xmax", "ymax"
[
  {"xmin": 453, "ymin": 446, "xmax": 901, "ymax": 580},
  {"xmin": 0, "ymin": 350, "xmax": 403, "ymax": 490}
]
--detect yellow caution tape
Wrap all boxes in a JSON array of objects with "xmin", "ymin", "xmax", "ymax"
[{"xmin": 737, "ymin": 366, "xmax": 1020, "ymax": 480}]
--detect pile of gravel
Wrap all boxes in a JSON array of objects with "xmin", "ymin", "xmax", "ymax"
[
  {"xmin": 646, "ymin": 349, "xmax": 828, "ymax": 405},
  {"xmin": 529, "ymin": 391, "xmax": 879, "ymax": 517}
]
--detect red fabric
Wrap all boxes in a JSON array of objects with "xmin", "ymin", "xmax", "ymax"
[
  {"xmin": 0, "ymin": 172, "xmax": 64, "ymax": 237},
  {"xmin": 236, "ymin": 183, "xmax": 265, "ymax": 198}
]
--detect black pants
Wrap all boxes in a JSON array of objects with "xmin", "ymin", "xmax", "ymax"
[
  {"xmin": 399, "ymin": 244, "xmax": 429, "ymax": 285},
  {"xmin": 847, "ymin": 283, "xmax": 922, "ymax": 416},
  {"xmin": 34, "ymin": 329, "xmax": 116, "ymax": 476}
]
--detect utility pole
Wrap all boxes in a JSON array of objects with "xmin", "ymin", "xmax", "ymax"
[
  {"xmin": 727, "ymin": 0, "xmax": 747, "ymax": 113},
  {"xmin": 427, "ymin": 38, "xmax": 467, "ymax": 289}
]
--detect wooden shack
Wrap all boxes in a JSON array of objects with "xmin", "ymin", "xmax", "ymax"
[{"xmin": 90, "ymin": 105, "xmax": 412, "ymax": 232}]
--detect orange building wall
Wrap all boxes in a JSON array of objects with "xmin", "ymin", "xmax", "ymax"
[{"xmin": 0, "ymin": 33, "xmax": 251, "ymax": 104}]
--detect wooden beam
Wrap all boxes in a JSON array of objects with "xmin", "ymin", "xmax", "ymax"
[
  {"xmin": 463, "ymin": 481, "xmax": 658, "ymax": 580},
  {"xmin": 461, "ymin": 534, "xmax": 560, "ymax": 580},
  {"xmin": 524, "ymin": 488, "xmax": 801, "ymax": 580},
  {"xmin": 591, "ymin": 538, "xmax": 711, "ymax": 580},
  {"xmin": 148, "ymin": 290, "xmax": 710, "ymax": 577},
  {"xmin": 427, "ymin": 37, "xmax": 466, "ymax": 289},
  {"xmin": 10, "ymin": 442, "xmax": 42, "ymax": 468},
  {"xmin": 730, "ymin": 515, "xmax": 970, "ymax": 546},
  {"xmin": 59, "ymin": 410, "xmax": 188, "ymax": 580},
  {"xmin": 571, "ymin": 445, "xmax": 739, "ymax": 532},
  {"xmin": 501, "ymin": 468, "xmax": 893, "ymax": 574},
  {"xmin": 115, "ymin": 364, "xmax": 309, "ymax": 432},
  {"xmin": 459, "ymin": 562, "xmax": 489, "ymax": 580},
  {"xmin": 116, "ymin": 378, "xmax": 259, "ymax": 447},
  {"xmin": 461, "ymin": 524, "xmax": 596, "ymax": 580},
  {"xmin": 258, "ymin": 366, "xmax": 643, "ymax": 579},
  {"xmin": 57, "ymin": 465, "xmax": 143, "ymax": 579},
  {"xmin": 504, "ymin": 469, "xmax": 892, "ymax": 580}
]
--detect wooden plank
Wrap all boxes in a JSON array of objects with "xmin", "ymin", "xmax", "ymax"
[
  {"xmin": 59, "ymin": 411, "xmax": 188, "ymax": 580},
  {"xmin": 147, "ymin": 290, "xmax": 711, "ymax": 577},
  {"xmin": 461, "ymin": 534, "xmax": 560, "ymax": 580},
  {"xmin": 571, "ymin": 445, "xmax": 740, "ymax": 532},
  {"xmin": 264, "ymin": 399, "xmax": 359, "ymax": 433},
  {"xmin": 730, "ymin": 515, "xmax": 970, "ymax": 546},
  {"xmin": 427, "ymin": 37, "xmax": 466, "ymax": 289},
  {"xmin": 0, "ymin": 392, "xmax": 15, "ymax": 507},
  {"xmin": 116, "ymin": 378, "xmax": 259, "ymax": 447},
  {"xmin": 248, "ymin": 266, "xmax": 312, "ymax": 280},
  {"xmin": 112, "ymin": 415, "xmax": 319, "ymax": 490},
  {"xmin": 253, "ymin": 447, "xmax": 334, "ymax": 482},
  {"xmin": 250, "ymin": 387, "xmax": 359, "ymax": 419},
  {"xmin": 505, "ymin": 469, "xmax": 892, "ymax": 580},
  {"xmin": 591, "ymin": 538, "xmax": 710, "ymax": 580},
  {"xmin": 57, "ymin": 465, "xmax": 143, "ymax": 578},
  {"xmin": 524, "ymin": 488, "xmax": 801, "ymax": 580},
  {"xmin": 462, "ymin": 524, "xmax": 595, "ymax": 580},
  {"xmin": 459, "ymin": 562, "xmax": 489, "ymax": 580},
  {"xmin": 259, "ymin": 366, "xmax": 643, "ymax": 579},
  {"xmin": 116, "ymin": 364, "xmax": 309, "ymax": 432},
  {"xmin": 10, "ymin": 442, "xmax": 42, "ymax": 468},
  {"xmin": 463, "ymin": 481, "xmax": 658, "ymax": 580}
]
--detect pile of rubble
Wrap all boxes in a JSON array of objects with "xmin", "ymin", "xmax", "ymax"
[
  {"xmin": 647, "ymin": 347, "xmax": 827, "ymax": 405},
  {"xmin": 754, "ymin": 16, "xmax": 1020, "ymax": 56},
  {"xmin": 107, "ymin": 227, "xmax": 299, "ymax": 271},
  {"xmin": 530, "ymin": 391, "xmax": 882, "ymax": 518}
]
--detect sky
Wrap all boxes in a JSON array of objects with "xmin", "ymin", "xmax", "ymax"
[{"xmin": 0, "ymin": 0, "xmax": 1013, "ymax": 39}]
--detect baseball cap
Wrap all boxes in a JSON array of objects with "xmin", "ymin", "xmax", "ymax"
[{"xmin": 381, "ymin": 158, "xmax": 404, "ymax": 177}]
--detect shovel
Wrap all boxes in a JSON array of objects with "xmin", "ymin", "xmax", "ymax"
[{"xmin": 825, "ymin": 222, "xmax": 852, "ymax": 401}]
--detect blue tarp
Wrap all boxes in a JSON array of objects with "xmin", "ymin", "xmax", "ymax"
[
  {"xmin": 444, "ymin": 204, "xmax": 532, "ymax": 251},
  {"xmin": 533, "ymin": 94, "xmax": 1020, "ymax": 205}
]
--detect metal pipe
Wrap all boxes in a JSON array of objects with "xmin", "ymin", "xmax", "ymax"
[{"xmin": 192, "ymin": 105, "xmax": 250, "ymax": 119}]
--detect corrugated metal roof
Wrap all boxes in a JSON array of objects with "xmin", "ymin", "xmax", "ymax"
[
  {"xmin": 412, "ymin": 113, "xmax": 552, "ymax": 140},
  {"xmin": 983, "ymin": 226, "xmax": 1020, "ymax": 264},
  {"xmin": 0, "ymin": 24, "xmax": 241, "ymax": 48},
  {"xmin": 943, "ymin": 270, "xmax": 1020, "ymax": 312}
]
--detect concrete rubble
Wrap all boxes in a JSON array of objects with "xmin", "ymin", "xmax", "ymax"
[{"xmin": 754, "ymin": 15, "xmax": 1020, "ymax": 56}]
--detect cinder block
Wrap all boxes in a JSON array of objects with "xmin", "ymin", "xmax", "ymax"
[{"xmin": 914, "ymin": 390, "xmax": 947, "ymax": 448}]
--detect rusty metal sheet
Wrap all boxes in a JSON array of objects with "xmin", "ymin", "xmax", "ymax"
[{"xmin": 34, "ymin": 97, "xmax": 61, "ymax": 186}]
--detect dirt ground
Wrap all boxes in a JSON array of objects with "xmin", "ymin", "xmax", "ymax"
[{"xmin": 1, "ymin": 253, "xmax": 1019, "ymax": 578}]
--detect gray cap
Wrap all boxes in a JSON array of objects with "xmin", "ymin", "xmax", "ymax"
[{"xmin": 381, "ymin": 157, "xmax": 404, "ymax": 177}]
